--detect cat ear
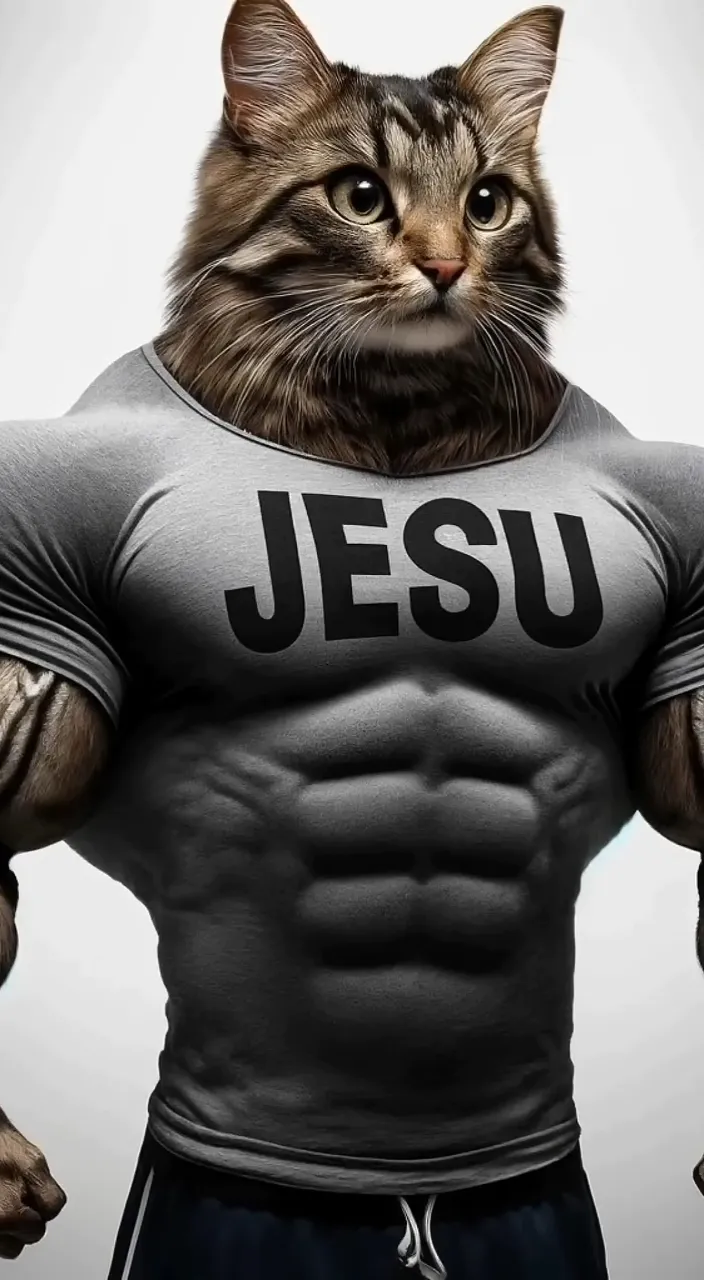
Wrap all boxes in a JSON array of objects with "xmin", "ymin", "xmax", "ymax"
[
  {"xmin": 222, "ymin": 0, "xmax": 332, "ymax": 142},
  {"xmin": 457, "ymin": 7, "xmax": 564, "ymax": 148}
]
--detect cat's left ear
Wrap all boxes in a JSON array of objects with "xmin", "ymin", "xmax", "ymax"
[
  {"xmin": 222, "ymin": 0, "xmax": 333, "ymax": 143},
  {"xmin": 457, "ymin": 7, "xmax": 564, "ymax": 148}
]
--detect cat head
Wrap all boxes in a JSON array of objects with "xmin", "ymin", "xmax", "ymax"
[{"xmin": 167, "ymin": 0, "xmax": 565, "ymax": 364}]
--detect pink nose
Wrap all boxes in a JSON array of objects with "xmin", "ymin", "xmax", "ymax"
[{"xmin": 417, "ymin": 258, "xmax": 466, "ymax": 290}]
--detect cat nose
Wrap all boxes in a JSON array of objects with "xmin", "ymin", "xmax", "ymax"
[{"xmin": 416, "ymin": 258, "xmax": 466, "ymax": 291}]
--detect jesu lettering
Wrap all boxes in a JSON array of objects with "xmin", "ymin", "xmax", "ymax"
[{"xmin": 224, "ymin": 492, "xmax": 604, "ymax": 653}]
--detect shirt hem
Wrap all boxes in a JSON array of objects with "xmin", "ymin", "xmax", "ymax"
[{"xmin": 146, "ymin": 1094, "xmax": 581, "ymax": 1195}]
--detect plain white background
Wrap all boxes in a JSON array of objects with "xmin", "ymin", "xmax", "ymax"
[{"xmin": 0, "ymin": 0, "xmax": 703, "ymax": 1275}]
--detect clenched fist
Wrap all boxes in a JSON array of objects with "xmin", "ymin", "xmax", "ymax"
[{"xmin": 0, "ymin": 1109, "xmax": 66, "ymax": 1260}]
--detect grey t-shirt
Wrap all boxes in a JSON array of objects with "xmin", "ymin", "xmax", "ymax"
[{"xmin": 0, "ymin": 344, "xmax": 702, "ymax": 1195}]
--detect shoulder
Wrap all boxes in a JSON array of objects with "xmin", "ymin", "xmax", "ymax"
[
  {"xmin": 0, "ymin": 347, "xmax": 183, "ymax": 494},
  {"xmin": 563, "ymin": 385, "xmax": 704, "ymax": 527},
  {"xmin": 0, "ymin": 347, "xmax": 189, "ymax": 548}
]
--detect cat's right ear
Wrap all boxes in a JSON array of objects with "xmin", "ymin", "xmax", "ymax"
[
  {"xmin": 457, "ymin": 7, "xmax": 564, "ymax": 150},
  {"xmin": 222, "ymin": 0, "xmax": 333, "ymax": 144}
]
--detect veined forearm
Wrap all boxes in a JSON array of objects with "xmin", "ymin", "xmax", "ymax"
[{"xmin": 0, "ymin": 852, "xmax": 18, "ymax": 987}]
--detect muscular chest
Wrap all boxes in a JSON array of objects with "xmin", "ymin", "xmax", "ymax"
[{"xmin": 109, "ymin": 454, "xmax": 669, "ymax": 719}]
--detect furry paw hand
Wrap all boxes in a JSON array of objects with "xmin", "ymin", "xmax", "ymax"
[{"xmin": 0, "ymin": 1110, "xmax": 66, "ymax": 1259}]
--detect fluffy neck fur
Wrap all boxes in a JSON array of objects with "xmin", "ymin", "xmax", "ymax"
[{"xmin": 156, "ymin": 279, "xmax": 565, "ymax": 474}]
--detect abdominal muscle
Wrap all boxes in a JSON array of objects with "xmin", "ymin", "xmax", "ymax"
[
  {"xmin": 76, "ymin": 675, "xmax": 611, "ymax": 1145},
  {"xmin": 153, "ymin": 754, "xmax": 576, "ymax": 1130},
  {"xmin": 153, "ymin": 777, "xmax": 572, "ymax": 1152},
  {"xmin": 294, "ymin": 778, "xmax": 541, "ymax": 1068}
]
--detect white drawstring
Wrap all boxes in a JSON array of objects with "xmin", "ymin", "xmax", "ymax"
[{"xmin": 397, "ymin": 1195, "xmax": 448, "ymax": 1279}]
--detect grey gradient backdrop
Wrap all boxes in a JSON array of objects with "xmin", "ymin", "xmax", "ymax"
[{"xmin": 0, "ymin": 0, "xmax": 703, "ymax": 1275}]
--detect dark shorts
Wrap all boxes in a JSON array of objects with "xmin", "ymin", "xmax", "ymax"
[{"xmin": 108, "ymin": 1129, "xmax": 609, "ymax": 1280}]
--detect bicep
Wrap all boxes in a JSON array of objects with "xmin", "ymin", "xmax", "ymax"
[
  {"xmin": 0, "ymin": 656, "xmax": 114, "ymax": 852},
  {"xmin": 632, "ymin": 692, "xmax": 704, "ymax": 849},
  {"xmin": 633, "ymin": 691, "xmax": 704, "ymax": 967}
]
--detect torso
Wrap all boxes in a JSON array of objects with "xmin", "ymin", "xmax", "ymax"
[{"xmin": 66, "ymin": 356, "xmax": 670, "ymax": 1185}]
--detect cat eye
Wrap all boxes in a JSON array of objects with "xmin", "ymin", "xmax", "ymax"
[
  {"xmin": 326, "ymin": 169, "xmax": 393, "ymax": 225},
  {"xmin": 466, "ymin": 179, "xmax": 513, "ymax": 232}
]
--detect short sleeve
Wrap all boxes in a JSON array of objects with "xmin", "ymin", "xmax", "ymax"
[
  {"xmin": 639, "ymin": 446, "xmax": 704, "ymax": 711},
  {"xmin": 641, "ymin": 572, "xmax": 704, "ymax": 709},
  {"xmin": 0, "ymin": 416, "xmax": 128, "ymax": 726}
]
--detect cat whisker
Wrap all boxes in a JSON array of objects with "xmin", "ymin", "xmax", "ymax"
[
  {"xmin": 333, "ymin": 307, "xmax": 378, "ymax": 386},
  {"xmin": 476, "ymin": 315, "xmax": 522, "ymax": 442},
  {"xmin": 232, "ymin": 298, "xmax": 367, "ymax": 429},
  {"xmin": 494, "ymin": 296, "xmax": 556, "ymax": 335},
  {"xmin": 493, "ymin": 312, "xmax": 551, "ymax": 368},
  {"xmin": 485, "ymin": 312, "xmax": 553, "ymax": 439},
  {"xmin": 496, "ymin": 296, "xmax": 554, "ymax": 324},
  {"xmin": 500, "ymin": 329, "xmax": 538, "ymax": 432},
  {"xmin": 281, "ymin": 300, "xmax": 372, "ymax": 402},
  {"xmin": 167, "ymin": 256, "xmax": 237, "ymax": 325},
  {"xmin": 195, "ymin": 291, "xmax": 356, "ymax": 382}
]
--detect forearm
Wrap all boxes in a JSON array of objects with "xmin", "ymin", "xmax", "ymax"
[{"xmin": 0, "ymin": 848, "xmax": 18, "ymax": 987}]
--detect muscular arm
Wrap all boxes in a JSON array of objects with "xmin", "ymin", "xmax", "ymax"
[
  {"xmin": 0, "ymin": 657, "xmax": 113, "ymax": 985},
  {"xmin": 633, "ymin": 692, "xmax": 704, "ymax": 856},
  {"xmin": 0, "ymin": 657, "xmax": 113, "ymax": 1257},
  {"xmin": 633, "ymin": 692, "xmax": 704, "ymax": 1193},
  {"xmin": 633, "ymin": 692, "xmax": 704, "ymax": 966}
]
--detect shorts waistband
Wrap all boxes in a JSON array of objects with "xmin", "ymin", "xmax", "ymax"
[{"xmin": 144, "ymin": 1129, "xmax": 585, "ymax": 1228}]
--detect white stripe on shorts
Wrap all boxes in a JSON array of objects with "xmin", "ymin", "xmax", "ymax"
[{"xmin": 119, "ymin": 1168, "xmax": 155, "ymax": 1280}]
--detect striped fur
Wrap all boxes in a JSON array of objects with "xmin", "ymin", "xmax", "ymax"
[
  {"xmin": 0, "ymin": 655, "xmax": 112, "ymax": 998},
  {"xmin": 0, "ymin": 660, "xmax": 111, "ymax": 858},
  {"xmin": 156, "ymin": 0, "xmax": 566, "ymax": 474},
  {"xmin": 634, "ymin": 692, "xmax": 704, "ymax": 972}
]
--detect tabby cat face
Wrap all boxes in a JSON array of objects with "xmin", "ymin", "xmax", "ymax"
[{"xmin": 169, "ymin": 0, "xmax": 564, "ymax": 363}]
